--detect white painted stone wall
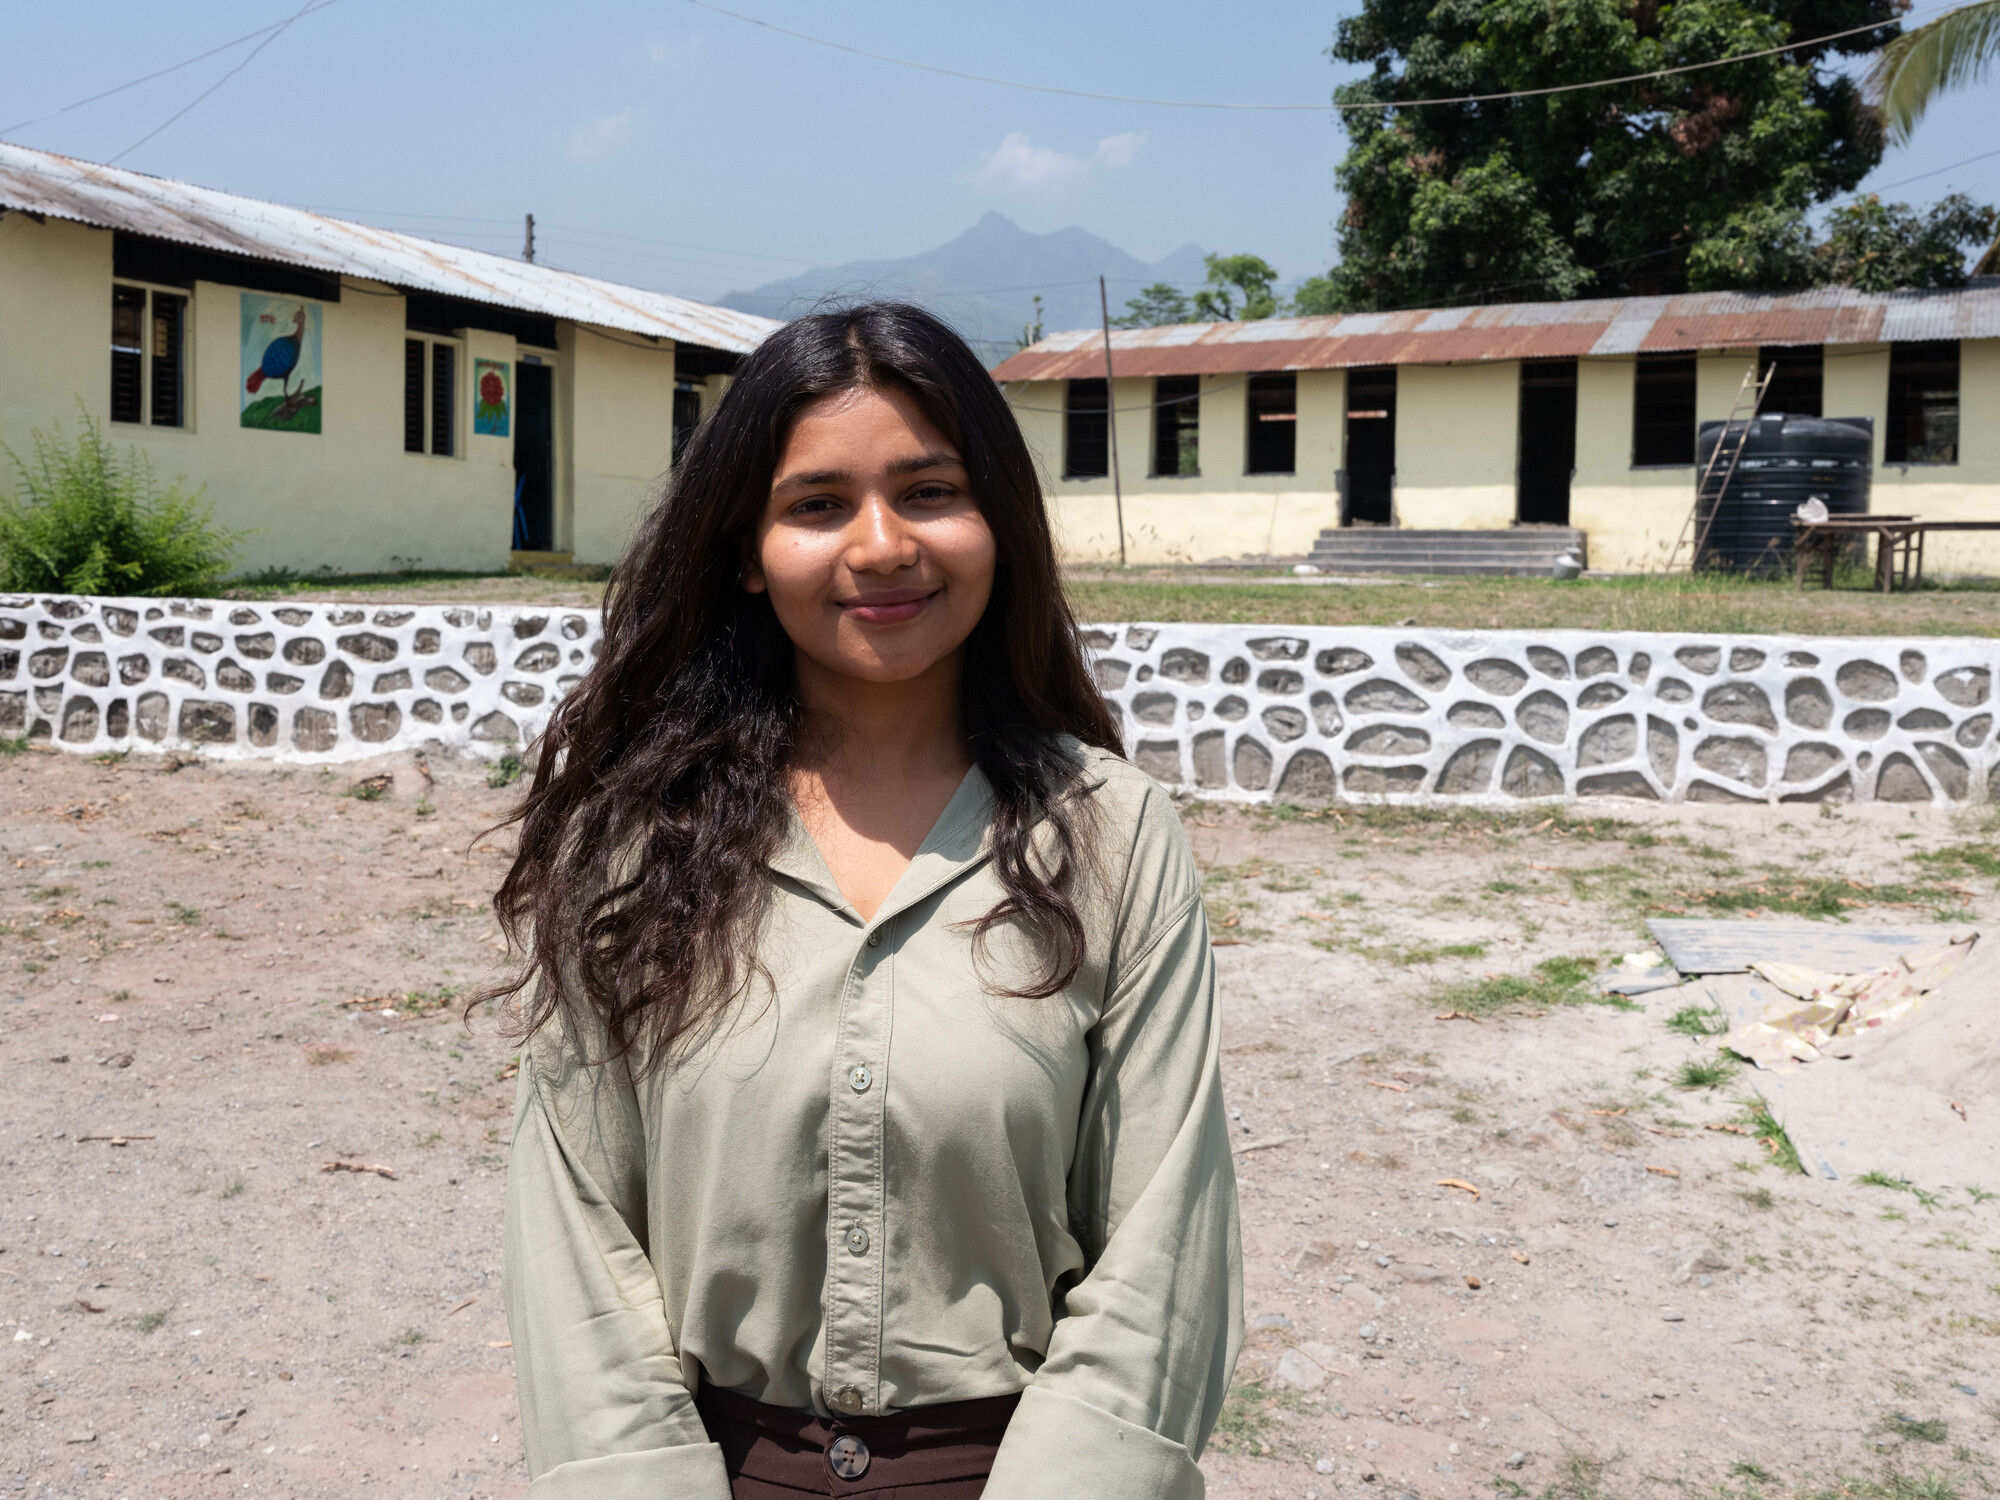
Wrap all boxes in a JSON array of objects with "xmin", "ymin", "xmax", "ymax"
[
  {"xmin": 0, "ymin": 595, "xmax": 597, "ymax": 762},
  {"xmin": 1083, "ymin": 624, "xmax": 1997, "ymax": 807},
  {"xmin": 3, "ymin": 597, "xmax": 1994, "ymax": 806}
]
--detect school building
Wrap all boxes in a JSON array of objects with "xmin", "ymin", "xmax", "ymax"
[
  {"xmin": 990, "ymin": 286, "xmax": 2000, "ymax": 575},
  {"xmin": 0, "ymin": 142, "xmax": 777, "ymax": 576}
]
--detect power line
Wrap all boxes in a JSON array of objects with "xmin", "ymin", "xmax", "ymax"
[
  {"xmin": 0, "ymin": 0, "xmax": 341, "ymax": 138},
  {"xmin": 683, "ymin": 0, "xmax": 1951, "ymax": 113},
  {"xmin": 110, "ymin": 0, "xmax": 327, "ymax": 164}
]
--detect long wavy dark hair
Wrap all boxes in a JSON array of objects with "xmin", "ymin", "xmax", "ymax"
[{"xmin": 478, "ymin": 302, "xmax": 1123, "ymax": 1069}]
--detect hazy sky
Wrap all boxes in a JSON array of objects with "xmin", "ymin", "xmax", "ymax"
[{"xmin": 4, "ymin": 0, "xmax": 1994, "ymax": 317}]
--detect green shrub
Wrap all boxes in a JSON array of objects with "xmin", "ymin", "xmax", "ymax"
[{"xmin": 0, "ymin": 414, "xmax": 245, "ymax": 596}]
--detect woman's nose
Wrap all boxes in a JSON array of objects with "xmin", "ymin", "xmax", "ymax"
[{"xmin": 847, "ymin": 495, "xmax": 920, "ymax": 572}]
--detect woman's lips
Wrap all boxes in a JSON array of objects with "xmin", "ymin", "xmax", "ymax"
[{"xmin": 838, "ymin": 589, "xmax": 937, "ymax": 625}]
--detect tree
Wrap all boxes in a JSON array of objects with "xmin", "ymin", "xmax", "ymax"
[
  {"xmin": 1192, "ymin": 253, "xmax": 1281, "ymax": 321},
  {"xmin": 1865, "ymin": 0, "xmax": 2000, "ymax": 272},
  {"xmin": 1115, "ymin": 283, "xmax": 1194, "ymax": 328},
  {"xmin": 1319, "ymin": 0, "xmax": 1902, "ymax": 310},
  {"xmin": 1014, "ymin": 294, "xmax": 1045, "ymax": 352},
  {"xmin": 1810, "ymin": 193, "xmax": 1998, "ymax": 289}
]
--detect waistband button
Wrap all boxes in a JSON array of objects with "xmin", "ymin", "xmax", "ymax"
[{"xmin": 829, "ymin": 1434, "xmax": 871, "ymax": 1480}]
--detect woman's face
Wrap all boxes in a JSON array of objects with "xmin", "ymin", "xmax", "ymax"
[{"xmin": 746, "ymin": 382, "xmax": 997, "ymax": 689}]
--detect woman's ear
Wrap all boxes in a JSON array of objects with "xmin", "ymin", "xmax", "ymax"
[{"xmin": 739, "ymin": 548, "xmax": 768, "ymax": 595}]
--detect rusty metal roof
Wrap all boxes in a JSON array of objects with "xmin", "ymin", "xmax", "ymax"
[
  {"xmin": 0, "ymin": 142, "xmax": 780, "ymax": 353},
  {"xmin": 990, "ymin": 283, "xmax": 2000, "ymax": 381}
]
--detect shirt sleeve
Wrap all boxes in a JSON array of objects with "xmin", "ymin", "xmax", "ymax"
[
  {"xmin": 503, "ymin": 1011, "xmax": 731, "ymax": 1500},
  {"xmin": 986, "ymin": 779, "xmax": 1244, "ymax": 1500}
]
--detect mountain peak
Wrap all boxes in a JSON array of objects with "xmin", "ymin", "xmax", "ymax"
[{"xmin": 720, "ymin": 217, "xmax": 1206, "ymax": 361}]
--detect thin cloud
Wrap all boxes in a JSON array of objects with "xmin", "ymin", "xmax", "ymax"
[
  {"xmin": 569, "ymin": 108, "xmax": 641, "ymax": 161},
  {"xmin": 979, "ymin": 130, "xmax": 1146, "ymax": 189}
]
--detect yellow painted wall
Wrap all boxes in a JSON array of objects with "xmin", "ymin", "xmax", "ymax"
[
  {"xmin": 0, "ymin": 214, "xmax": 702, "ymax": 574},
  {"xmin": 1393, "ymin": 361, "xmax": 1518, "ymax": 529},
  {"xmin": 568, "ymin": 327, "xmax": 677, "ymax": 564},
  {"xmin": 1570, "ymin": 357, "xmax": 1696, "ymax": 571}
]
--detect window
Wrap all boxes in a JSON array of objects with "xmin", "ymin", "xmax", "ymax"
[
  {"xmin": 403, "ymin": 337, "xmax": 459, "ymax": 456},
  {"xmin": 1632, "ymin": 353, "xmax": 1696, "ymax": 466},
  {"xmin": 1246, "ymin": 373, "xmax": 1296, "ymax": 475},
  {"xmin": 110, "ymin": 285, "xmax": 187, "ymax": 427},
  {"xmin": 1886, "ymin": 340, "xmax": 1958, "ymax": 465},
  {"xmin": 1151, "ymin": 376, "xmax": 1199, "ymax": 477},
  {"xmin": 1064, "ymin": 379, "xmax": 1108, "ymax": 479},
  {"xmin": 1758, "ymin": 344, "xmax": 1822, "ymax": 417}
]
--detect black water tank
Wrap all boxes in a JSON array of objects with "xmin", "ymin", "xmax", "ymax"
[{"xmin": 1694, "ymin": 414, "xmax": 1873, "ymax": 572}]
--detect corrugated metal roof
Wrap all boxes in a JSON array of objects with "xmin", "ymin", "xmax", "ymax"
[
  {"xmin": 0, "ymin": 142, "xmax": 781, "ymax": 353},
  {"xmin": 990, "ymin": 283, "xmax": 2000, "ymax": 381}
]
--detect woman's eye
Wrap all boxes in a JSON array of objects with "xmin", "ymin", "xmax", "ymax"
[
  {"xmin": 908, "ymin": 483, "xmax": 957, "ymax": 503},
  {"xmin": 790, "ymin": 496, "xmax": 840, "ymax": 517}
]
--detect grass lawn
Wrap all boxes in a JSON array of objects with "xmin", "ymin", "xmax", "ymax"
[
  {"xmin": 222, "ymin": 564, "xmax": 2000, "ymax": 636},
  {"xmin": 1063, "ymin": 568, "xmax": 2000, "ymax": 636}
]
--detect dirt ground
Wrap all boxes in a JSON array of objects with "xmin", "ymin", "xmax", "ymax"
[{"xmin": 3, "ymin": 747, "xmax": 1996, "ymax": 1500}]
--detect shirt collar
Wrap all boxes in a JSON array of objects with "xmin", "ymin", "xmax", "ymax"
[{"xmin": 768, "ymin": 763, "xmax": 998, "ymax": 926}]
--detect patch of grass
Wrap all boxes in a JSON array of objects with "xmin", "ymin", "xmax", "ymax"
[
  {"xmin": 25, "ymin": 885, "xmax": 73, "ymax": 902},
  {"xmin": 1538, "ymin": 1447, "xmax": 1620, "ymax": 1500},
  {"xmin": 346, "ymin": 773, "xmax": 392, "ymax": 802},
  {"xmin": 1487, "ymin": 879, "xmax": 1526, "ymax": 894},
  {"xmin": 1353, "ymin": 938, "xmax": 1490, "ymax": 965},
  {"xmin": 1911, "ymin": 844, "xmax": 2000, "ymax": 882},
  {"xmin": 1207, "ymin": 1381, "xmax": 1276, "ymax": 1453},
  {"xmin": 91, "ymin": 748, "xmax": 128, "ymax": 765},
  {"xmin": 1433, "ymin": 954, "xmax": 1614, "ymax": 1017},
  {"xmin": 1672, "ymin": 1055, "xmax": 1737, "ymax": 1090},
  {"xmin": 165, "ymin": 901, "xmax": 200, "ymax": 926},
  {"xmin": 1665, "ymin": 1002, "xmax": 1729, "ymax": 1038},
  {"xmin": 414, "ymin": 795, "xmax": 436, "ymax": 818},
  {"xmin": 1875, "ymin": 1414, "xmax": 1949, "ymax": 1444},
  {"xmin": 0, "ymin": 735, "xmax": 29, "ymax": 755},
  {"xmin": 127, "ymin": 1309, "xmax": 169, "ymax": 1334},
  {"xmin": 391, "ymin": 1326, "xmax": 427, "ymax": 1346},
  {"xmin": 1642, "ymin": 873, "xmax": 1967, "ymax": 920},
  {"xmin": 1733, "ymin": 1461, "xmax": 1775, "ymax": 1482},
  {"xmin": 217, "ymin": 1175, "xmax": 244, "ymax": 1200},
  {"xmin": 1745, "ymin": 1104, "xmax": 1804, "ymax": 1174},
  {"xmin": 1739, "ymin": 1186, "xmax": 1777, "ymax": 1210},
  {"xmin": 1806, "ymin": 1466, "xmax": 1964, "ymax": 1500},
  {"xmin": 486, "ymin": 754, "xmax": 525, "ymax": 789}
]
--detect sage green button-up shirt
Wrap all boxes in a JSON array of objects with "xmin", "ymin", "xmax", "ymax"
[{"xmin": 503, "ymin": 748, "xmax": 1242, "ymax": 1500}]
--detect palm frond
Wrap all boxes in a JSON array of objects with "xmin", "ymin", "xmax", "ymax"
[{"xmin": 1866, "ymin": 0, "xmax": 2000, "ymax": 145}]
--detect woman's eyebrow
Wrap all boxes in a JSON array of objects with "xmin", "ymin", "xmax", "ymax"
[{"xmin": 772, "ymin": 452, "xmax": 966, "ymax": 491}]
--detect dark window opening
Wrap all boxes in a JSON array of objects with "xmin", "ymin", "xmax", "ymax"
[
  {"xmin": 114, "ymin": 231, "xmax": 340, "ymax": 303},
  {"xmin": 514, "ymin": 362, "xmax": 556, "ymax": 551},
  {"xmin": 1632, "ymin": 352, "xmax": 1696, "ymax": 466},
  {"xmin": 1886, "ymin": 340, "xmax": 1959, "ymax": 465},
  {"xmin": 674, "ymin": 342, "xmax": 742, "ymax": 380},
  {"xmin": 1343, "ymin": 365, "xmax": 1396, "ymax": 524},
  {"xmin": 1517, "ymin": 359, "xmax": 1577, "ymax": 525},
  {"xmin": 1246, "ymin": 373, "xmax": 1297, "ymax": 475},
  {"xmin": 1064, "ymin": 379, "xmax": 1108, "ymax": 479},
  {"xmin": 430, "ymin": 342, "xmax": 456, "ymax": 457},
  {"xmin": 403, "ymin": 341, "xmax": 427, "ymax": 453},
  {"xmin": 1151, "ymin": 375, "xmax": 1199, "ymax": 477},
  {"xmin": 404, "ymin": 291, "xmax": 554, "ymax": 349},
  {"xmin": 1758, "ymin": 344, "xmax": 1823, "ymax": 417},
  {"xmin": 148, "ymin": 293, "xmax": 185, "ymax": 428},
  {"xmin": 111, "ymin": 286, "xmax": 146, "ymax": 425},
  {"xmin": 672, "ymin": 383, "xmax": 702, "ymax": 464}
]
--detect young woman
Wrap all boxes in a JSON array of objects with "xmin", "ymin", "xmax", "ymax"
[{"xmin": 494, "ymin": 303, "xmax": 1241, "ymax": 1500}]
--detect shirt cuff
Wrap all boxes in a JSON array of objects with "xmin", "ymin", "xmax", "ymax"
[
  {"xmin": 526, "ymin": 1441, "xmax": 731, "ymax": 1500},
  {"xmin": 985, "ymin": 1386, "xmax": 1203, "ymax": 1500}
]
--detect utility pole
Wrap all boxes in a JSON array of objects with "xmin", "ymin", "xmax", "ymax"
[
  {"xmin": 1098, "ymin": 275, "xmax": 1126, "ymax": 568},
  {"xmin": 523, "ymin": 214, "xmax": 536, "ymax": 264}
]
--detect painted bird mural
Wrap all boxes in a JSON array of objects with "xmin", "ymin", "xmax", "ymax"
[{"xmin": 245, "ymin": 307, "xmax": 307, "ymax": 397}]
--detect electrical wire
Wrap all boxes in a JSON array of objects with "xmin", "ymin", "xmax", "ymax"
[
  {"xmin": 683, "ymin": 0, "xmax": 1949, "ymax": 113},
  {"xmin": 0, "ymin": 0, "xmax": 342, "ymax": 138},
  {"xmin": 110, "ymin": 0, "xmax": 325, "ymax": 164}
]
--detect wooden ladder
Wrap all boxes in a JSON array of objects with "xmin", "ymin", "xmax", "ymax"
[{"xmin": 1664, "ymin": 365, "xmax": 1773, "ymax": 573}]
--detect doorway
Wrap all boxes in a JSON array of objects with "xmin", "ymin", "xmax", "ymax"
[
  {"xmin": 1516, "ymin": 359, "xmax": 1576, "ymax": 525},
  {"xmin": 1343, "ymin": 366, "xmax": 1396, "ymax": 524},
  {"xmin": 513, "ymin": 361, "xmax": 554, "ymax": 551}
]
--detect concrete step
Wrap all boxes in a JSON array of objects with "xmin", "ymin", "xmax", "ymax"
[{"xmin": 1306, "ymin": 528, "xmax": 1586, "ymax": 575}]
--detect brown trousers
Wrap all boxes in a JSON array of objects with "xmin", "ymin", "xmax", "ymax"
[{"xmin": 695, "ymin": 1385, "xmax": 1020, "ymax": 1499}]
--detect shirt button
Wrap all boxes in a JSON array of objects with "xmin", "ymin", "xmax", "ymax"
[
  {"xmin": 849, "ymin": 1064, "xmax": 872, "ymax": 1093},
  {"xmin": 845, "ymin": 1224, "xmax": 869, "ymax": 1256},
  {"xmin": 835, "ymin": 1386, "xmax": 864, "ymax": 1414},
  {"xmin": 865, "ymin": 931, "xmax": 882, "ymax": 948}
]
